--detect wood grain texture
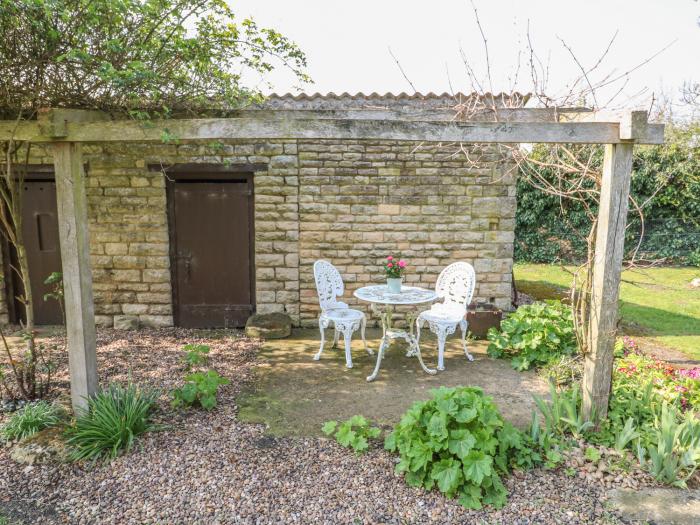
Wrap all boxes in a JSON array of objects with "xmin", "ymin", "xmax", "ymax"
[
  {"xmin": 583, "ymin": 143, "xmax": 634, "ymax": 421},
  {"xmin": 52, "ymin": 142, "xmax": 98, "ymax": 411},
  {"xmin": 1, "ymin": 115, "xmax": 664, "ymax": 144}
]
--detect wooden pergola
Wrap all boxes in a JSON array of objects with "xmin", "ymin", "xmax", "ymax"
[{"xmin": 0, "ymin": 106, "xmax": 664, "ymax": 420}]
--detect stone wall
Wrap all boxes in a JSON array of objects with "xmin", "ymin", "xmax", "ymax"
[
  {"xmin": 4, "ymin": 140, "xmax": 301, "ymax": 327},
  {"xmin": 296, "ymin": 140, "xmax": 515, "ymax": 327},
  {"xmin": 2, "ymin": 135, "xmax": 515, "ymax": 329}
]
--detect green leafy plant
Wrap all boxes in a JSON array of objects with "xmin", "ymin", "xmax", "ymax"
[
  {"xmin": 182, "ymin": 344, "xmax": 210, "ymax": 370},
  {"xmin": 385, "ymin": 386, "xmax": 533, "ymax": 510},
  {"xmin": 487, "ymin": 301, "xmax": 577, "ymax": 371},
  {"xmin": 584, "ymin": 446, "xmax": 602, "ymax": 463},
  {"xmin": 65, "ymin": 382, "xmax": 159, "ymax": 461},
  {"xmin": 171, "ymin": 370, "xmax": 229, "ymax": 410},
  {"xmin": 322, "ymin": 415, "xmax": 382, "ymax": 454},
  {"xmin": 42, "ymin": 271, "xmax": 64, "ymax": 303},
  {"xmin": 595, "ymin": 382, "xmax": 664, "ymax": 449},
  {"xmin": 637, "ymin": 404, "xmax": 700, "ymax": 487},
  {"xmin": 613, "ymin": 418, "xmax": 640, "ymax": 453},
  {"xmin": 533, "ymin": 382, "xmax": 593, "ymax": 439},
  {"xmin": 525, "ymin": 410, "xmax": 567, "ymax": 469},
  {"xmin": 0, "ymin": 401, "xmax": 65, "ymax": 441},
  {"xmin": 538, "ymin": 354, "xmax": 582, "ymax": 386}
]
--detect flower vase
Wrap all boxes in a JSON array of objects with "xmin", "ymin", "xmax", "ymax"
[{"xmin": 387, "ymin": 277, "xmax": 403, "ymax": 293}]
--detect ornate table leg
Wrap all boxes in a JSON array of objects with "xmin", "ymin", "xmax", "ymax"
[
  {"xmin": 404, "ymin": 308, "xmax": 419, "ymax": 357},
  {"xmin": 367, "ymin": 304, "xmax": 392, "ymax": 382},
  {"xmin": 366, "ymin": 336, "xmax": 388, "ymax": 382},
  {"xmin": 398, "ymin": 331, "xmax": 436, "ymax": 376},
  {"xmin": 411, "ymin": 334, "xmax": 437, "ymax": 375}
]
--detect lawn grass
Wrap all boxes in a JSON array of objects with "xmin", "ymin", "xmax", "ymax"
[{"xmin": 514, "ymin": 263, "xmax": 700, "ymax": 361}]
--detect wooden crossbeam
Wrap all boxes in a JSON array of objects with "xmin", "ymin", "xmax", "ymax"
[{"xmin": 0, "ymin": 115, "xmax": 665, "ymax": 144}]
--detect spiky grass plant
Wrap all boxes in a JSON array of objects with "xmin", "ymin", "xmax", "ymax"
[
  {"xmin": 0, "ymin": 401, "xmax": 65, "ymax": 441},
  {"xmin": 65, "ymin": 382, "xmax": 159, "ymax": 461}
]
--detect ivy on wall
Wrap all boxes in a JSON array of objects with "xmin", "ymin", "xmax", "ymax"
[{"xmin": 515, "ymin": 123, "xmax": 700, "ymax": 265}]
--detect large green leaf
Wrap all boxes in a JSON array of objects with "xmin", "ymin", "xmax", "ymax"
[
  {"xmin": 463, "ymin": 451, "xmax": 493, "ymax": 484},
  {"xmin": 448, "ymin": 430, "xmax": 477, "ymax": 459},
  {"xmin": 427, "ymin": 412, "xmax": 448, "ymax": 439},
  {"xmin": 431, "ymin": 459, "xmax": 463, "ymax": 496}
]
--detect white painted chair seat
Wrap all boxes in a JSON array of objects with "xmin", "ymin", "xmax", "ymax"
[
  {"xmin": 416, "ymin": 262, "xmax": 476, "ymax": 370},
  {"xmin": 322, "ymin": 308, "xmax": 364, "ymax": 321},
  {"xmin": 420, "ymin": 303, "xmax": 464, "ymax": 324},
  {"xmin": 313, "ymin": 260, "xmax": 372, "ymax": 368}
]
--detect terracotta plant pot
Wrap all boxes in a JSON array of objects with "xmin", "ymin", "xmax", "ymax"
[{"xmin": 466, "ymin": 302, "xmax": 503, "ymax": 339}]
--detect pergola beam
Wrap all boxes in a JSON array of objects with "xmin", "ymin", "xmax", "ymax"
[{"xmin": 1, "ymin": 114, "xmax": 664, "ymax": 145}]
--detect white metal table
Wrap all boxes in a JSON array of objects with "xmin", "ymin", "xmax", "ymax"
[{"xmin": 353, "ymin": 285, "xmax": 438, "ymax": 382}]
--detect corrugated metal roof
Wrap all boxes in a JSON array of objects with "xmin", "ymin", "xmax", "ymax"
[{"xmin": 262, "ymin": 92, "xmax": 529, "ymax": 110}]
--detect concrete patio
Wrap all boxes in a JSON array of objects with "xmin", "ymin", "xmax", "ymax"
[{"xmin": 237, "ymin": 328, "xmax": 549, "ymax": 436}]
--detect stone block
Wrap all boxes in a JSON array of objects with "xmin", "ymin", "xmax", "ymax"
[
  {"xmin": 122, "ymin": 303, "xmax": 150, "ymax": 315},
  {"xmin": 139, "ymin": 315, "xmax": 173, "ymax": 327},
  {"xmin": 114, "ymin": 315, "xmax": 139, "ymax": 330},
  {"xmin": 245, "ymin": 312, "xmax": 292, "ymax": 339},
  {"xmin": 254, "ymin": 143, "xmax": 284, "ymax": 156}
]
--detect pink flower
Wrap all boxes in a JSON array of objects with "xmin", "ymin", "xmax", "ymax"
[
  {"xmin": 387, "ymin": 256, "xmax": 393, "ymax": 261},
  {"xmin": 398, "ymin": 260, "xmax": 406, "ymax": 268},
  {"xmin": 387, "ymin": 262, "xmax": 393, "ymax": 268}
]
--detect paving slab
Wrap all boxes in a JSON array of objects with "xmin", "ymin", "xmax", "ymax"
[{"xmin": 609, "ymin": 488, "xmax": 700, "ymax": 525}]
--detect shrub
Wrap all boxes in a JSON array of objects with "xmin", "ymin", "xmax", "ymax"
[
  {"xmin": 385, "ymin": 386, "xmax": 532, "ymax": 510},
  {"xmin": 515, "ymin": 124, "xmax": 700, "ymax": 265},
  {"xmin": 171, "ymin": 370, "xmax": 229, "ymax": 410},
  {"xmin": 487, "ymin": 301, "xmax": 577, "ymax": 371},
  {"xmin": 322, "ymin": 415, "xmax": 382, "ymax": 454},
  {"xmin": 65, "ymin": 382, "xmax": 159, "ymax": 461},
  {"xmin": 0, "ymin": 401, "xmax": 65, "ymax": 441}
]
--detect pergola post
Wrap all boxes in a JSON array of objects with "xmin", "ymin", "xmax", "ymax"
[
  {"xmin": 582, "ymin": 142, "xmax": 634, "ymax": 420},
  {"xmin": 52, "ymin": 142, "xmax": 98, "ymax": 411}
]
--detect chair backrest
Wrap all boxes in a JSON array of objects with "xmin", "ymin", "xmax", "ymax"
[
  {"xmin": 435, "ymin": 262, "xmax": 476, "ymax": 312},
  {"xmin": 313, "ymin": 260, "xmax": 344, "ymax": 311}
]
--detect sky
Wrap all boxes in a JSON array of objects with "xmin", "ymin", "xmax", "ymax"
[{"xmin": 231, "ymin": 0, "xmax": 700, "ymax": 114}]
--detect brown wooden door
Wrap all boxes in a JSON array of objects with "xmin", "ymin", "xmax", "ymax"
[
  {"xmin": 169, "ymin": 179, "xmax": 254, "ymax": 328},
  {"xmin": 9, "ymin": 180, "xmax": 63, "ymax": 325}
]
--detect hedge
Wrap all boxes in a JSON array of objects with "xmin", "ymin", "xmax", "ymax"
[{"xmin": 515, "ymin": 123, "xmax": 700, "ymax": 265}]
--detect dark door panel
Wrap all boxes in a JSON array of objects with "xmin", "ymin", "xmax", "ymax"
[
  {"xmin": 170, "ymin": 179, "xmax": 253, "ymax": 328},
  {"xmin": 11, "ymin": 181, "xmax": 63, "ymax": 325}
]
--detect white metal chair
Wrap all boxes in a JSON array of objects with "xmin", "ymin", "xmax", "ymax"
[
  {"xmin": 313, "ymin": 260, "xmax": 371, "ymax": 368},
  {"xmin": 416, "ymin": 262, "xmax": 476, "ymax": 370}
]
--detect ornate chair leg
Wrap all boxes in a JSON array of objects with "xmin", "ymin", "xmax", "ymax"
[
  {"xmin": 460, "ymin": 319, "xmax": 474, "ymax": 362},
  {"xmin": 342, "ymin": 327, "xmax": 353, "ymax": 368},
  {"xmin": 314, "ymin": 317, "xmax": 328, "ymax": 360},
  {"xmin": 361, "ymin": 314, "xmax": 373, "ymax": 356},
  {"xmin": 415, "ymin": 316, "xmax": 423, "ymax": 347},
  {"xmin": 436, "ymin": 327, "xmax": 448, "ymax": 371},
  {"xmin": 332, "ymin": 328, "xmax": 339, "ymax": 349}
]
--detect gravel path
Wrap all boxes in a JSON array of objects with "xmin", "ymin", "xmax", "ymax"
[{"xmin": 1, "ymin": 328, "xmax": 624, "ymax": 524}]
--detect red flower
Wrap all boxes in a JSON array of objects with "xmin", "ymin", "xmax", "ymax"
[
  {"xmin": 387, "ymin": 262, "xmax": 393, "ymax": 268},
  {"xmin": 387, "ymin": 256, "xmax": 394, "ymax": 261}
]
